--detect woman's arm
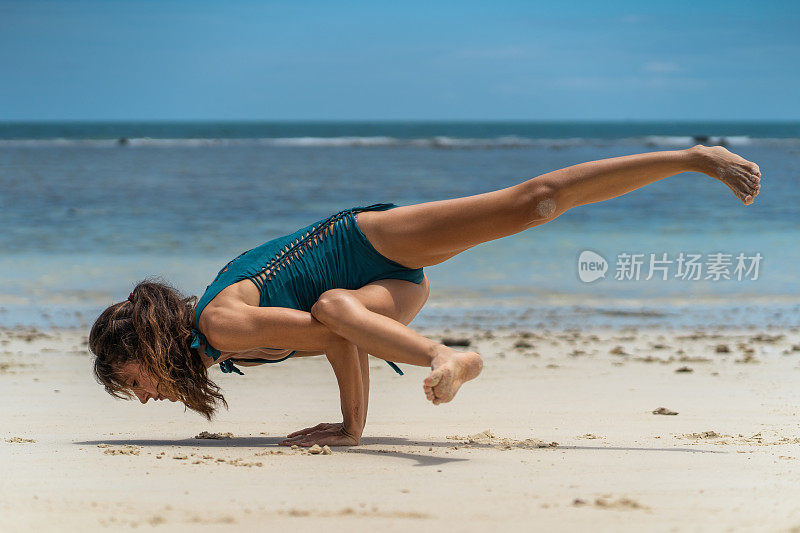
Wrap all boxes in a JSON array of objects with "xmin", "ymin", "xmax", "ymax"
[
  {"xmin": 278, "ymin": 345, "xmax": 371, "ymax": 446},
  {"xmin": 279, "ymin": 338, "xmax": 366, "ymax": 447},
  {"xmin": 358, "ymin": 347, "xmax": 370, "ymax": 429},
  {"xmin": 326, "ymin": 339, "xmax": 364, "ymax": 442},
  {"xmin": 202, "ymin": 303, "xmax": 343, "ymax": 353}
]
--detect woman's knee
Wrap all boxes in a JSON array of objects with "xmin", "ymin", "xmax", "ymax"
[
  {"xmin": 310, "ymin": 289, "xmax": 363, "ymax": 324},
  {"xmin": 520, "ymin": 179, "xmax": 569, "ymax": 227}
]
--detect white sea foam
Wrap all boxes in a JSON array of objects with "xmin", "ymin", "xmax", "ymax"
[
  {"xmin": 642, "ymin": 135, "xmax": 754, "ymax": 146},
  {"xmin": 0, "ymin": 135, "xmax": 795, "ymax": 149}
]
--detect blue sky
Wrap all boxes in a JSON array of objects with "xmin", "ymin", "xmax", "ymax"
[{"xmin": 1, "ymin": 0, "xmax": 798, "ymax": 121}]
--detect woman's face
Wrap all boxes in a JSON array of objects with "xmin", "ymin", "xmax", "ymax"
[{"xmin": 117, "ymin": 362, "xmax": 177, "ymax": 404}]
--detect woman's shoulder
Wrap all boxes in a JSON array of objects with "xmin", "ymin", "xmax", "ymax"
[{"xmin": 195, "ymin": 280, "xmax": 259, "ymax": 346}]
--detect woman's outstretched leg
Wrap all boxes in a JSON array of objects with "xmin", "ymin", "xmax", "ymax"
[{"xmin": 356, "ymin": 145, "xmax": 761, "ymax": 269}]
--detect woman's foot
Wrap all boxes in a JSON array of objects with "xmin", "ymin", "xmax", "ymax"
[
  {"xmin": 423, "ymin": 347, "xmax": 483, "ymax": 405},
  {"xmin": 690, "ymin": 145, "xmax": 761, "ymax": 205}
]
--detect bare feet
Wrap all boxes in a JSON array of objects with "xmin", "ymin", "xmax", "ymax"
[
  {"xmin": 423, "ymin": 347, "xmax": 483, "ymax": 405},
  {"xmin": 690, "ymin": 145, "xmax": 761, "ymax": 206}
]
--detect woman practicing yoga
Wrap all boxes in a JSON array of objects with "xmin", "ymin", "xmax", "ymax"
[{"xmin": 88, "ymin": 144, "xmax": 761, "ymax": 447}]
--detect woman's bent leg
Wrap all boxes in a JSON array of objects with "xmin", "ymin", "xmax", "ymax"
[{"xmin": 310, "ymin": 288, "xmax": 483, "ymax": 405}]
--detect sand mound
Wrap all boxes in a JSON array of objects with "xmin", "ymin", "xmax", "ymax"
[
  {"xmin": 194, "ymin": 431, "xmax": 233, "ymax": 440},
  {"xmin": 447, "ymin": 429, "xmax": 558, "ymax": 450}
]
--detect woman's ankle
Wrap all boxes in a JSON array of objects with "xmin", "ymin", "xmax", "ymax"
[{"xmin": 685, "ymin": 145, "xmax": 714, "ymax": 175}]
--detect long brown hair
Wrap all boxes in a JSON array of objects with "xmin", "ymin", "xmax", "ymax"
[{"xmin": 88, "ymin": 277, "xmax": 227, "ymax": 420}]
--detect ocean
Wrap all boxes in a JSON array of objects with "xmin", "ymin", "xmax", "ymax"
[{"xmin": 1, "ymin": 121, "xmax": 798, "ymax": 330}]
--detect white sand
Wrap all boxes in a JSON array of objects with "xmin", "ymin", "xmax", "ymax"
[{"xmin": 2, "ymin": 324, "xmax": 800, "ymax": 532}]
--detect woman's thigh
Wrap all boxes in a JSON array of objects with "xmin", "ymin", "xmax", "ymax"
[
  {"xmin": 355, "ymin": 182, "xmax": 553, "ymax": 269},
  {"xmin": 344, "ymin": 276, "xmax": 430, "ymax": 326}
]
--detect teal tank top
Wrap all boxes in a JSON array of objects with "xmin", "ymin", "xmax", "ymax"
[{"xmin": 191, "ymin": 203, "xmax": 425, "ymax": 376}]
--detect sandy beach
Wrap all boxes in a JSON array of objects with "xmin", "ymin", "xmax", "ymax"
[
  {"xmin": 2, "ymin": 0, "xmax": 797, "ymax": 530},
  {"xmin": 3, "ymin": 322, "xmax": 800, "ymax": 532}
]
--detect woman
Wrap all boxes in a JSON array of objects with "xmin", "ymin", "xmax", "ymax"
[{"xmin": 88, "ymin": 144, "xmax": 761, "ymax": 447}]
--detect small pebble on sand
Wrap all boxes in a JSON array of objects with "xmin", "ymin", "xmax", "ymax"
[
  {"xmin": 652, "ymin": 407, "xmax": 678, "ymax": 415},
  {"xmin": 6, "ymin": 437, "xmax": 36, "ymax": 444}
]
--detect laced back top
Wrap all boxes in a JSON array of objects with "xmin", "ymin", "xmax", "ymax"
[{"xmin": 190, "ymin": 203, "xmax": 415, "ymax": 376}]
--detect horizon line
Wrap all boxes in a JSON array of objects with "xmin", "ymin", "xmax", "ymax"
[{"xmin": 2, "ymin": 118, "xmax": 800, "ymax": 124}]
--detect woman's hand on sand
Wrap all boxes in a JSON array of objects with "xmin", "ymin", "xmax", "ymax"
[
  {"xmin": 284, "ymin": 422, "xmax": 342, "ymax": 439},
  {"xmin": 279, "ymin": 422, "xmax": 360, "ymax": 447}
]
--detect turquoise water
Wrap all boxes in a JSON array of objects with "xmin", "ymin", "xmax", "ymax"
[
  {"xmin": 1, "ymin": 121, "xmax": 798, "ymax": 329},
  {"xmin": 2, "ymin": 120, "xmax": 799, "ymax": 142}
]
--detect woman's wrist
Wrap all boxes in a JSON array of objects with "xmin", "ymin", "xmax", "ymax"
[
  {"xmin": 341, "ymin": 423, "xmax": 362, "ymax": 441},
  {"xmin": 343, "ymin": 413, "xmax": 364, "ymax": 435}
]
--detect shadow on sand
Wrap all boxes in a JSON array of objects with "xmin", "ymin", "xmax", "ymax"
[{"xmin": 73, "ymin": 435, "xmax": 723, "ymax": 467}]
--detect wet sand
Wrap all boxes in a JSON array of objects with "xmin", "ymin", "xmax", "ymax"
[{"xmin": 2, "ymin": 323, "xmax": 800, "ymax": 532}]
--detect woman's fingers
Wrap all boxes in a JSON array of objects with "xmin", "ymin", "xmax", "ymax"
[
  {"xmin": 295, "ymin": 431, "xmax": 329, "ymax": 446},
  {"xmin": 282, "ymin": 430, "xmax": 321, "ymax": 443},
  {"xmin": 286, "ymin": 423, "xmax": 325, "ymax": 438},
  {"xmin": 278, "ymin": 426, "xmax": 358, "ymax": 447},
  {"xmin": 279, "ymin": 429, "xmax": 329, "ymax": 446},
  {"xmin": 286, "ymin": 422, "xmax": 338, "ymax": 438},
  {"xmin": 309, "ymin": 433, "xmax": 359, "ymax": 447},
  {"xmin": 294, "ymin": 432, "xmax": 354, "ymax": 447},
  {"xmin": 280, "ymin": 427, "xmax": 336, "ymax": 445}
]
